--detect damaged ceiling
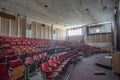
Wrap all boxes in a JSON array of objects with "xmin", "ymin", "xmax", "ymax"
[{"xmin": 0, "ymin": 0, "xmax": 114, "ymax": 27}]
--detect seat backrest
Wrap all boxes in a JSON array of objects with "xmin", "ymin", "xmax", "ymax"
[
  {"xmin": 48, "ymin": 59, "xmax": 54, "ymax": 67},
  {"xmin": 53, "ymin": 57, "xmax": 58, "ymax": 63},
  {"xmin": 39, "ymin": 54, "xmax": 44, "ymax": 59},
  {"xmin": 25, "ymin": 57, "xmax": 33, "ymax": 64},
  {"xmin": 6, "ymin": 55, "xmax": 17, "ymax": 62},
  {"xmin": 9, "ymin": 59, "xmax": 23, "ymax": 68},
  {"xmin": 4, "ymin": 48, "xmax": 15, "ymax": 56},
  {"xmin": 41, "ymin": 62, "xmax": 50, "ymax": 72},
  {"xmin": 33, "ymin": 55, "xmax": 39, "ymax": 61},
  {"xmin": 43, "ymin": 53, "xmax": 48, "ymax": 57},
  {"xmin": 0, "ymin": 63, "xmax": 8, "ymax": 77},
  {"xmin": 1, "ymin": 42, "xmax": 11, "ymax": 48}
]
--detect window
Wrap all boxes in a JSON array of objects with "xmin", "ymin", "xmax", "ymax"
[
  {"xmin": 68, "ymin": 28, "xmax": 82, "ymax": 36},
  {"xmin": 87, "ymin": 23, "xmax": 112, "ymax": 35}
]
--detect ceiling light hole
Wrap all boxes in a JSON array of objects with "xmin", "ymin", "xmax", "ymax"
[
  {"xmin": 85, "ymin": 8, "xmax": 89, "ymax": 11},
  {"xmin": 1, "ymin": 8, "xmax": 6, "ymax": 11},
  {"xmin": 17, "ymin": 14, "xmax": 20, "ymax": 16},
  {"xmin": 103, "ymin": 6, "xmax": 107, "ymax": 10},
  {"xmin": 44, "ymin": 5, "xmax": 48, "ymax": 8},
  {"xmin": 42, "ymin": 24, "xmax": 45, "ymax": 27}
]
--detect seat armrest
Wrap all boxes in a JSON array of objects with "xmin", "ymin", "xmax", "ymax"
[{"xmin": 9, "ymin": 67, "xmax": 13, "ymax": 71}]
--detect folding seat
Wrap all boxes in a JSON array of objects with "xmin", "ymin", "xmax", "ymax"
[
  {"xmin": 41, "ymin": 62, "xmax": 58, "ymax": 80},
  {"xmin": 15, "ymin": 48, "xmax": 27, "ymax": 61},
  {"xmin": 1, "ymin": 42, "xmax": 11, "ymax": 49},
  {"xmin": 61, "ymin": 53, "xmax": 71, "ymax": 64},
  {"xmin": 0, "ymin": 63, "xmax": 12, "ymax": 80},
  {"xmin": 24, "ymin": 57, "xmax": 35, "ymax": 79},
  {"xmin": 8, "ymin": 59, "xmax": 25, "ymax": 80},
  {"xmin": 14, "ymin": 47, "xmax": 25, "ymax": 55},
  {"xmin": 57, "ymin": 55, "xmax": 63, "ymax": 62},
  {"xmin": 36, "ymin": 48, "xmax": 41, "ymax": 52},
  {"xmin": 43, "ymin": 53, "xmax": 49, "ymax": 62},
  {"xmin": 48, "ymin": 59, "xmax": 62, "ymax": 72},
  {"xmin": 26, "ymin": 41, "xmax": 31, "ymax": 45},
  {"xmin": 38, "ymin": 53, "xmax": 44, "ymax": 63},
  {"xmin": 33, "ymin": 55, "xmax": 40, "ymax": 70},
  {"xmin": 9, "ymin": 41, "xmax": 16, "ymax": 46},
  {"xmin": 22, "ymin": 41, "xmax": 27, "ymax": 45},
  {"xmin": 31, "ymin": 48, "xmax": 37, "ymax": 53},
  {"xmin": 4, "ymin": 48, "xmax": 15, "ymax": 56},
  {"xmin": 6, "ymin": 55, "xmax": 17, "ymax": 62},
  {"xmin": 16, "ymin": 41, "xmax": 22, "ymax": 45},
  {"xmin": 52, "ymin": 57, "xmax": 66, "ymax": 68}
]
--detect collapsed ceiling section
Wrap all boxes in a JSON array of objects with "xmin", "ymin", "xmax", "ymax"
[{"xmin": 0, "ymin": 0, "xmax": 114, "ymax": 27}]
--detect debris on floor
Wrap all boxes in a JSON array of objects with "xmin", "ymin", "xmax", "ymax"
[{"xmin": 94, "ymin": 71, "xmax": 106, "ymax": 75}]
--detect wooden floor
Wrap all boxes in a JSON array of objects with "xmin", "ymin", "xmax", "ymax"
[{"xmin": 66, "ymin": 54, "xmax": 120, "ymax": 80}]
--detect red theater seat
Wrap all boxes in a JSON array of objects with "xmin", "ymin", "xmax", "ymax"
[
  {"xmin": 9, "ymin": 59, "xmax": 23, "ymax": 68},
  {"xmin": 43, "ymin": 53, "xmax": 48, "ymax": 57},
  {"xmin": 0, "ymin": 63, "xmax": 12, "ymax": 80},
  {"xmin": 25, "ymin": 57, "xmax": 35, "ymax": 78},
  {"xmin": 33, "ymin": 55, "xmax": 39, "ymax": 61},
  {"xmin": 6, "ymin": 55, "xmax": 17, "ymax": 62},
  {"xmin": 8, "ymin": 60, "xmax": 25, "ymax": 80},
  {"xmin": 48, "ymin": 59, "xmax": 62, "ymax": 72},
  {"xmin": 41, "ymin": 62, "xmax": 58, "ymax": 79},
  {"xmin": 25, "ymin": 57, "xmax": 34, "ymax": 64}
]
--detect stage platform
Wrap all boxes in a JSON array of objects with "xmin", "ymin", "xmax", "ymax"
[{"xmin": 96, "ymin": 53, "xmax": 112, "ymax": 68}]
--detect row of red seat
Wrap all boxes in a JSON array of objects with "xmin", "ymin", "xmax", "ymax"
[
  {"xmin": 0, "ymin": 36, "xmax": 101, "ymax": 80},
  {"xmin": 0, "ymin": 50, "xmax": 79, "ymax": 80},
  {"xmin": 0, "ymin": 36, "xmax": 69, "ymax": 58},
  {"xmin": 0, "ymin": 52, "xmax": 49, "ymax": 80},
  {"xmin": 40, "ymin": 50, "xmax": 79, "ymax": 80}
]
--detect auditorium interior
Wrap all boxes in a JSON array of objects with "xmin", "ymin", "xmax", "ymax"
[{"xmin": 0, "ymin": 0, "xmax": 120, "ymax": 80}]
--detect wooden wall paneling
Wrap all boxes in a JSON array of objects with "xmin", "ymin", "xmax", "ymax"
[
  {"xmin": 31, "ymin": 21, "xmax": 36, "ymax": 38},
  {"xmin": 36, "ymin": 23, "xmax": 41, "ymax": 38},
  {"xmin": 90, "ymin": 36, "xmax": 93, "ymax": 43},
  {"xmin": 48, "ymin": 26, "xmax": 52, "ymax": 39},
  {"xmin": 48, "ymin": 26, "xmax": 50, "ymax": 39},
  {"xmin": 0, "ymin": 17, "xmax": 1, "ymax": 35},
  {"xmin": 9, "ymin": 20, "xmax": 11, "ymax": 37},
  {"xmin": 41, "ymin": 26, "xmax": 45, "ymax": 38},
  {"xmin": 11, "ymin": 17, "xmax": 18, "ymax": 37},
  {"xmin": 55, "ymin": 28, "xmax": 58, "ymax": 40},
  {"xmin": 1, "ymin": 17, "xmax": 10, "ymax": 36},
  {"xmin": 0, "ymin": 12, "xmax": 15, "ymax": 20},
  {"xmin": 19, "ymin": 17, "xmax": 26, "ymax": 37},
  {"xmin": 51, "ymin": 26, "xmax": 53, "ymax": 39},
  {"xmin": 45, "ymin": 26, "xmax": 49, "ymax": 39},
  {"xmin": 86, "ymin": 34, "xmax": 112, "ymax": 43},
  {"xmin": 47, "ymin": 26, "xmax": 49, "ymax": 39},
  {"xmin": 108, "ymin": 34, "xmax": 112, "ymax": 42},
  {"xmin": 106, "ymin": 34, "xmax": 108, "ymax": 42},
  {"xmin": 44, "ymin": 26, "xmax": 46, "ymax": 39},
  {"xmin": 101, "ymin": 35, "xmax": 104, "ymax": 42},
  {"xmin": 112, "ymin": 53, "xmax": 120, "ymax": 74},
  {"xmin": 48, "ymin": 26, "xmax": 49, "ymax": 38}
]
